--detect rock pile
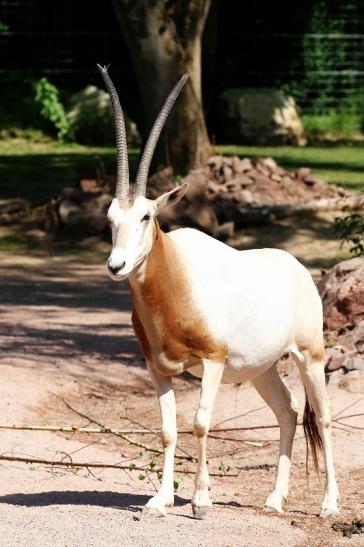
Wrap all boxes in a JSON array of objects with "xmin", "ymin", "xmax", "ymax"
[
  {"xmin": 44, "ymin": 155, "xmax": 362, "ymax": 238},
  {"xmin": 147, "ymin": 155, "xmax": 358, "ymax": 235},
  {"xmin": 319, "ymin": 258, "xmax": 364, "ymax": 385},
  {"xmin": 45, "ymin": 179, "xmax": 112, "ymax": 236}
]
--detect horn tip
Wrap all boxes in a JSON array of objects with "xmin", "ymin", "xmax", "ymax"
[{"xmin": 96, "ymin": 63, "xmax": 110, "ymax": 74}]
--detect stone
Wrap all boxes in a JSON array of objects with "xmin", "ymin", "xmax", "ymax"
[
  {"xmin": 342, "ymin": 354, "xmax": 364, "ymax": 371},
  {"xmin": 80, "ymin": 179, "xmax": 99, "ymax": 193},
  {"xmin": 219, "ymin": 88, "xmax": 305, "ymax": 145},
  {"xmin": 319, "ymin": 258, "xmax": 364, "ymax": 331},
  {"xmin": 67, "ymin": 85, "xmax": 141, "ymax": 146},
  {"xmin": 325, "ymin": 345, "xmax": 348, "ymax": 371},
  {"xmin": 339, "ymin": 370, "xmax": 364, "ymax": 393},
  {"xmin": 58, "ymin": 199, "xmax": 81, "ymax": 224},
  {"xmin": 238, "ymin": 190, "xmax": 254, "ymax": 204},
  {"xmin": 296, "ymin": 167, "xmax": 311, "ymax": 179}
]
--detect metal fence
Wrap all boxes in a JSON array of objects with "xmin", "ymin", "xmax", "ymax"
[{"xmin": 0, "ymin": 0, "xmax": 363, "ymax": 117}]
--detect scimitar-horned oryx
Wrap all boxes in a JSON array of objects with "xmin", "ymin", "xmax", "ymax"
[{"xmin": 97, "ymin": 64, "xmax": 339, "ymax": 520}]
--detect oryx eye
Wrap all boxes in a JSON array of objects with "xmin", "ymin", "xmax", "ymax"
[{"xmin": 141, "ymin": 214, "xmax": 150, "ymax": 222}]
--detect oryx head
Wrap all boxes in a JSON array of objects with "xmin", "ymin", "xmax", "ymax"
[{"xmin": 97, "ymin": 65, "xmax": 189, "ymax": 281}]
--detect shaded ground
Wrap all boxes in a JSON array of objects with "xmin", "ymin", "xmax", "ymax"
[{"xmin": 0, "ymin": 251, "xmax": 363, "ymax": 546}]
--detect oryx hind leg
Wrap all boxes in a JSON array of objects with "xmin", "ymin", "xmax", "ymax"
[
  {"xmin": 253, "ymin": 364, "xmax": 298, "ymax": 513},
  {"xmin": 295, "ymin": 347, "xmax": 339, "ymax": 518}
]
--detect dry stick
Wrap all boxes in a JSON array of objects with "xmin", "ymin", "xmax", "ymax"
[
  {"xmin": 124, "ymin": 416, "xmax": 193, "ymax": 460},
  {"xmin": 207, "ymin": 434, "xmax": 271, "ymax": 446},
  {"xmin": 0, "ymin": 412, "xmax": 361, "ymax": 436},
  {"xmin": 61, "ymin": 399, "xmax": 195, "ymax": 462},
  {"xmin": 332, "ymin": 398, "xmax": 362, "ymax": 420},
  {"xmin": 0, "ymin": 454, "xmax": 239, "ymax": 477},
  {"xmin": 212, "ymin": 406, "xmax": 266, "ymax": 429}
]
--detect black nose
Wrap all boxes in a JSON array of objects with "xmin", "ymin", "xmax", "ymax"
[{"xmin": 108, "ymin": 260, "xmax": 126, "ymax": 275}]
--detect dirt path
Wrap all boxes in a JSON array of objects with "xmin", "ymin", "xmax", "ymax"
[{"xmin": 0, "ymin": 252, "xmax": 363, "ymax": 546}]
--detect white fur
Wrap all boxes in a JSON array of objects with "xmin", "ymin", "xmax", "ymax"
[
  {"xmin": 170, "ymin": 228, "xmax": 320, "ymax": 382},
  {"xmin": 106, "ymin": 194, "xmax": 338, "ymax": 521}
]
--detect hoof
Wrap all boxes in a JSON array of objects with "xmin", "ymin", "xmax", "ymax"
[
  {"xmin": 141, "ymin": 505, "xmax": 167, "ymax": 518},
  {"xmin": 192, "ymin": 505, "xmax": 211, "ymax": 520},
  {"xmin": 264, "ymin": 503, "xmax": 284, "ymax": 514},
  {"xmin": 320, "ymin": 506, "xmax": 339, "ymax": 518}
]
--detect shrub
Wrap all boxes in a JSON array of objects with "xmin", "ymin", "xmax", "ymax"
[
  {"xmin": 34, "ymin": 78, "xmax": 73, "ymax": 141},
  {"xmin": 335, "ymin": 212, "xmax": 364, "ymax": 257}
]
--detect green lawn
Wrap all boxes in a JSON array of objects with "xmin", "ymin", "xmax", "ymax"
[
  {"xmin": 217, "ymin": 145, "xmax": 364, "ymax": 193},
  {"xmin": 0, "ymin": 140, "xmax": 363, "ymax": 207},
  {"xmin": 0, "ymin": 140, "xmax": 139, "ymax": 206}
]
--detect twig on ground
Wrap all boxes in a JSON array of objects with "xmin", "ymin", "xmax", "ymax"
[
  {"xmin": 212, "ymin": 406, "xmax": 266, "ymax": 429},
  {"xmin": 332, "ymin": 398, "xmax": 362, "ymax": 420},
  {"xmin": 0, "ymin": 454, "xmax": 239, "ymax": 476},
  {"xmin": 61, "ymin": 399, "xmax": 195, "ymax": 462},
  {"xmin": 1, "ymin": 410, "xmax": 362, "ymax": 436}
]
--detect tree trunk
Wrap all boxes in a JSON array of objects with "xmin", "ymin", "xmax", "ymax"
[{"xmin": 111, "ymin": 0, "xmax": 212, "ymax": 175}]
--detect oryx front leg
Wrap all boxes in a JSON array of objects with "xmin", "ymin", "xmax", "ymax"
[
  {"xmin": 253, "ymin": 365, "xmax": 298, "ymax": 514},
  {"xmin": 143, "ymin": 368, "xmax": 176, "ymax": 517},
  {"xmin": 192, "ymin": 361, "xmax": 224, "ymax": 519}
]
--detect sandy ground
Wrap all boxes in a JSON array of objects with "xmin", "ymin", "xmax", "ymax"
[{"xmin": 0, "ymin": 251, "xmax": 363, "ymax": 546}]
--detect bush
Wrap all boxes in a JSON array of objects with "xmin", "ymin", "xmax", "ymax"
[
  {"xmin": 34, "ymin": 77, "xmax": 73, "ymax": 141},
  {"xmin": 302, "ymin": 110, "xmax": 362, "ymax": 139},
  {"xmin": 335, "ymin": 213, "xmax": 364, "ymax": 257}
]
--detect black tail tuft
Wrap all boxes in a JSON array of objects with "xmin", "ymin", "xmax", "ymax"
[{"xmin": 303, "ymin": 392, "xmax": 323, "ymax": 476}]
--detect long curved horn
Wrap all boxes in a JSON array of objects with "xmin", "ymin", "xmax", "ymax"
[
  {"xmin": 133, "ymin": 73, "xmax": 189, "ymax": 199},
  {"xmin": 97, "ymin": 64, "xmax": 129, "ymax": 203}
]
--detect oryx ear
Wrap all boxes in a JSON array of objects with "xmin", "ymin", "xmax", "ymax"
[{"xmin": 154, "ymin": 182, "xmax": 189, "ymax": 215}]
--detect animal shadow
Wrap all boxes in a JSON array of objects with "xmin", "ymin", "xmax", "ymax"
[{"xmin": 0, "ymin": 490, "xmax": 188, "ymax": 513}]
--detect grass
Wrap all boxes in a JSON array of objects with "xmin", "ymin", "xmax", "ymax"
[
  {"xmin": 301, "ymin": 112, "xmax": 363, "ymax": 140},
  {"xmin": 0, "ymin": 140, "xmax": 363, "ymax": 208},
  {"xmin": 0, "ymin": 140, "xmax": 139, "ymax": 206},
  {"xmin": 217, "ymin": 144, "xmax": 364, "ymax": 193}
]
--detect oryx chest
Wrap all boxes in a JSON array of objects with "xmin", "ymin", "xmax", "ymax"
[{"xmin": 129, "ymin": 230, "xmax": 227, "ymax": 376}]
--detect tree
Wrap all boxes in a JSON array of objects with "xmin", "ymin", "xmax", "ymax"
[{"xmin": 111, "ymin": 0, "xmax": 212, "ymax": 175}]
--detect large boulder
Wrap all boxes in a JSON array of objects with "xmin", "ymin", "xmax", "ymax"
[
  {"xmin": 220, "ymin": 88, "xmax": 305, "ymax": 145},
  {"xmin": 319, "ymin": 258, "xmax": 364, "ymax": 331},
  {"xmin": 67, "ymin": 86, "xmax": 141, "ymax": 146}
]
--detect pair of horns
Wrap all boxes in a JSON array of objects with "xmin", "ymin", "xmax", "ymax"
[{"xmin": 97, "ymin": 64, "xmax": 189, "ymax": 203}]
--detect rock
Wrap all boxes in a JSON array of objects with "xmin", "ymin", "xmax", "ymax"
[
  {"xmin": 146, "ymin": 167, "xmax": 175, "ymax": 200},
  {"xmin": 58, "ymin": 199, "xmax": 81, "ymax": 224},
  {"xmin": 80, "ymin": 179, "xmax": 99, "ymax": 193},
  {"xmin": 325, "ymin": 345, "xmax": 348, "ymax": 371},
  {"xmin": 219, "ymin": 88, "xmax": 306, "ymax": 145},
  {"xmin": 339, "ymin": 370, "xmax": 364, "ymax": 393},
  {"xmin": 67, "ymin": 85, "xmax": 141, "ymax": 146},
  {"xmin": 342, "ymin": 353, "xmax": 364, "ymax": 371},
  {"xmin": 296, "ymin": 167, "xmax": 311, "ymax": 179},
  {"xmin": 237, "ymin": 190, "xmax": 254, "ymax": 204},
  {"xmin": 318, "ymin": 258, "xmax": 364, "ymax": 331},
  {"xmin": 64, "ymin": 210, "xmax": 107, "ymax": 235}
]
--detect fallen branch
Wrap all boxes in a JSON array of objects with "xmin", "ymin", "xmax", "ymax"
[
  {"xmin": 61, "ymin": 399, "xmax": 195, "ymax": 462},
  {"xmin": 1, "ymin": 410, "xmax": 361, "ymax": 436},
  {"xmin": 0, "ymin": 454, "xmax": 239, "ymax": 477}
]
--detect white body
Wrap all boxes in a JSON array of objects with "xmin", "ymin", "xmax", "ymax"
[
  {"xmin": 100, "ymin": 67, "xmax": 338, "ymax": 520},
  {"xmin": 170, "ymin": 228, "xmax": 319, "ymax": 383},
  {"xmin": 106, "ymin": 192, "xmax": 339, "ymax": 521}
]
